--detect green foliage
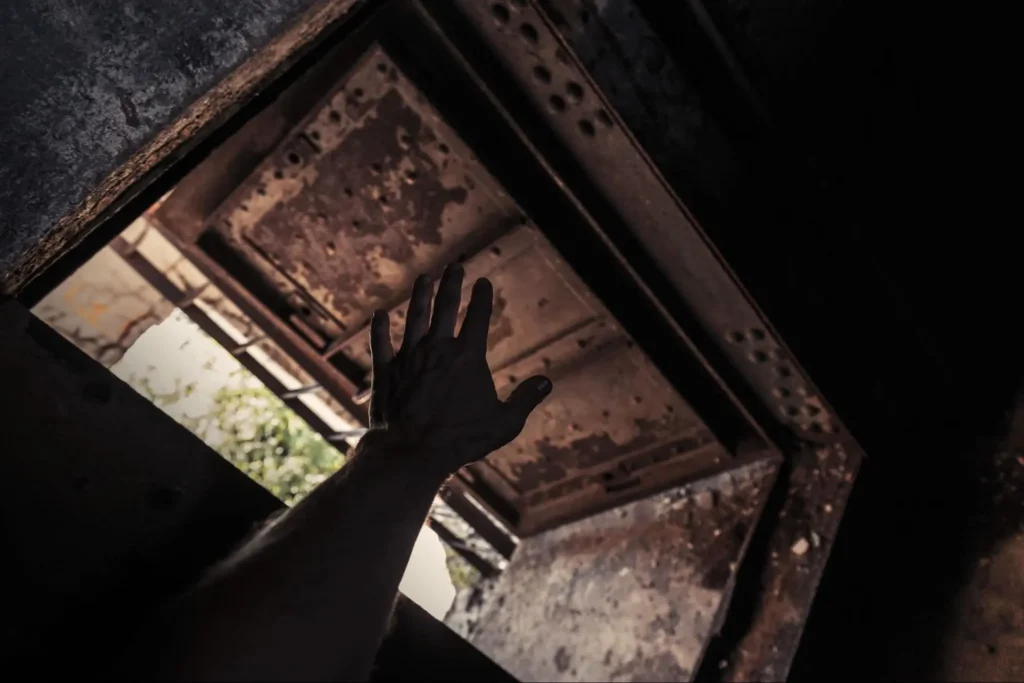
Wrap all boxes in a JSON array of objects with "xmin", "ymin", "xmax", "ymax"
[
  {"xmin": 128, "ymin": 370, "xmax": 344, "ymax": 506},
  {"xmin": 442, "ymin": 544, "xmax": 481, "ymax": 592},
  {"xmin": 189, "ymin": 384, "xmax": 345, "ymax": 506}
]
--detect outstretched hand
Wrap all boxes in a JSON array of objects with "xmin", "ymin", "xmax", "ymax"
[{"xmin": 367, "ymin": 263, "xmax": 552, "ymax": 478}]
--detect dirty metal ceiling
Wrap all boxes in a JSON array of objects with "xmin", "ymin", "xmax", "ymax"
[{"xmin": 154, "ymin": 0, "xmax": 859, "ymax": 538}]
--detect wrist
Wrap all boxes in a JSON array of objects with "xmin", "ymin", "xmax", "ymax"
[{"xmin": 354, "ymin": 428, "xmax": 452, "ymax": 488}]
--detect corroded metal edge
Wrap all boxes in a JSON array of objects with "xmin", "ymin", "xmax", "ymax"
[{"xmin": 699, "ymin": 442, "xmax": 862, "ymax": 681}]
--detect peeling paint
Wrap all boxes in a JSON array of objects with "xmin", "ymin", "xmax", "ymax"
[{"xmin": 465, "ymin": 460, "xmax": 779, "ymax": 682}]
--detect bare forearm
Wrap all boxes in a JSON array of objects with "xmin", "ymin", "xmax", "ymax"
[{"xmin": 155, "ymin": 432, "xmax": 444, "ymax": 681}]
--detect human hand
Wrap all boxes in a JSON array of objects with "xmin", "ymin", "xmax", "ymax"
[{"xmin": 366, "ymin": 263, "xmax": 552, "ymax": 478}]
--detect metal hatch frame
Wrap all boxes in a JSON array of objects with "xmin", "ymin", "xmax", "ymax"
[{"xmin": 149, "ymin": 0, "xmax": 865, "ymax": 543}]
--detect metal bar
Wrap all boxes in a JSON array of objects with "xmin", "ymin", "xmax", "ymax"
[
  {"xmin": 428, "ymin": 518, "xmax": 499, "ymax": 579},
  {"xmin": 326, "ymin": 429, "xmax": 370, "ymax": 441},
  {"xmin": 165, "ymin": 230, "xmax": 369, "ymax": 424},
  {"xmin": 230, "ymin": 335, "xmax": 267, "ymax": 355},
  {"xmin": 178, "ymin": 282, "xmax": 214, "ymax": 309},
  {"xmin": 280, "ymin": 383, "xmax": 322, "ymax": 399},
  {"xmin": 440, "ymin": 480, "xmax": 518, "ymax": 560}
]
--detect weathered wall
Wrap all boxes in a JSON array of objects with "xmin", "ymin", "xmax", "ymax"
[
  {"xmin": 456, "ymin": 460, "xmax": 778, "ymax": 682},
  {"xmin": 0, "ymin": 0, "xmax": 360, "ymax": 292},
  {"xmin": 31, "ymin": 218, "xmax": 177, "ymax": 366}
]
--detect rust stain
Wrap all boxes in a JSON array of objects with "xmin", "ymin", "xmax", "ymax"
[
  {"xmin": 248, "ymin": 86, "xmax": 471, "ymax": 323},
  {"xmin": 463, "ymin": 461, "xmax": 778, "ymax": 681}
]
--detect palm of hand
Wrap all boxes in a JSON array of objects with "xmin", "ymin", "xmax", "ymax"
[{"xmin": 368, "ymin": 265, "xmax": 551, "ymax": 475}]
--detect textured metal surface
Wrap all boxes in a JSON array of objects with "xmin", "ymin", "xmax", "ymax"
[
  {"xmin": 537, "ymin": 0, "xmax": 742, "ymax": 207},
  {"xmin": 702, "ymin": 443, "xmax": 861, "ymax": 682},
  {"xmin": 183, "ymin": 24, "xmax": 734, "ymax": 535},
  {"xmin": 437, "ymin": 0, "xmax": 848, "ymax": 448},
  {"xmin": 465, "ymin": 457, "xmax": 780, "ymax": 682},
  {"xmin": 207, "ymin": 45, "xmax": 511, "ymax": 342}
]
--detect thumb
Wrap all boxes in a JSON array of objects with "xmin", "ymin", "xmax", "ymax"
[{"xmin": 500, "ymin": 375, "xmax": 553, "ymax": 439}]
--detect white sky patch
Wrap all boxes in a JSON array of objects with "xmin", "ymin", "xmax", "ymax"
[{"xmin": 111, "ymin": 309, "xmax": 456, "ymax": 619}]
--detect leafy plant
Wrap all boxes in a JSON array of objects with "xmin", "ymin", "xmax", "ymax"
[
  {"xmin": 128, "ymin": 369, "xmax": 344, "ymax": 506},
  {"xmin": 188, "ymin": 384, "xmax": 344, "ymax": 505}
]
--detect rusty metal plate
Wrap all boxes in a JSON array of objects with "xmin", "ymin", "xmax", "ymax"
[
  {"xmin": 191, "ymin": 34, "xmax": 732, "ymax": 534},
  {"xmin": 705, "ymin": 442, "xmax": 861, "ymax": 682},
  {"xmin": 463, "ymin": 458, "xmax": 781, "ymax": 681},
  {"xmin": 206, "ymin": 45, "xmax": 518, "ymax": 351}
]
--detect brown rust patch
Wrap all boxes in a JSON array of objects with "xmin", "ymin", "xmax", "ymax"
[
  {"xmin": 488, "ymin": 328, "xmax": 703, "ymax": 494},
  {"xmin": 246, "ymin": 85, "xmax": 470, "ymax": 328},
  {"xmin": 208, "ymin": 46, "xmax": 514, "ymax": 337},
  {"xmin": 464, "ymin": 460, "xmax": 779, "ymax": 681}
]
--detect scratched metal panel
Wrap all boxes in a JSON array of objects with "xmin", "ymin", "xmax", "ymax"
[{"xmin": 194, "ymin": 38, "xmax": 727, "ymax": 533}]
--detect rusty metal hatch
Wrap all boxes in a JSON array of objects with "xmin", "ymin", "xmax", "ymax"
[{"xmin": 150, "ymin": 0, "xmax": 844, "ymax": 538}]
